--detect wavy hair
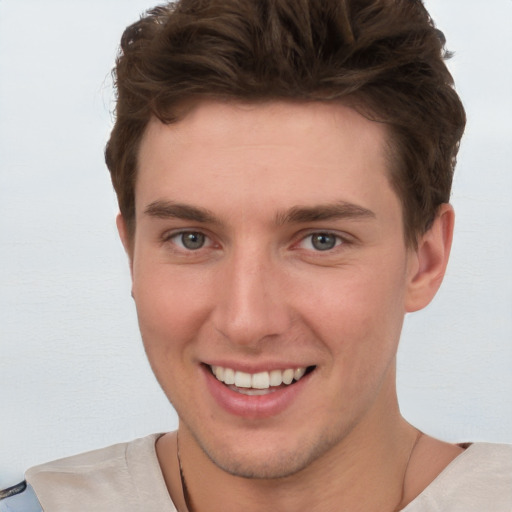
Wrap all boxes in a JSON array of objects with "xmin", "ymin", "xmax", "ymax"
[{"xmin": 105, "ymin": 0, "xmax": 465, "ymax": 246}]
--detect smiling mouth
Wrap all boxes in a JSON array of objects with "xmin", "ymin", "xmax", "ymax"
[{"xmin": 208, "ymin": 365, "xmax": 316, "ymax": 396}]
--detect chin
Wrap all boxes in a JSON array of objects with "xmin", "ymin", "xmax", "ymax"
[{"xmin": 195, "ymin": 426, "xmax": 342, "ymax": 480}]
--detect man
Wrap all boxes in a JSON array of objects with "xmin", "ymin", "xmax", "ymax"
[{"xmin": 2, "ymin": 0, "xmax": 510, "ymax": 510}]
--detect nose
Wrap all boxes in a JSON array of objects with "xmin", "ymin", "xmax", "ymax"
[{"xmin": 211, "ymin": 246, "xmax": 292, "ymax": 346}]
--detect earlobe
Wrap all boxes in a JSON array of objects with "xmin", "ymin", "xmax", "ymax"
[
  {"xmin": 116, "ymin": 213, "xmax": 134, "ymax": 278},
  {"xmin": 405, "ymin": 204, "xmax": 454, "ymax": 313}
]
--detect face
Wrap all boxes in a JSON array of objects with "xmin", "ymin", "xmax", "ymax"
[{"xmin": 127, "ymin": 100, "xmax": 421, "ymax": 479}]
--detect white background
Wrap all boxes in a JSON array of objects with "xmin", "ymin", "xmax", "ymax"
[{"xmin": 1, "ymin": 0, "xmax": 511, "ymax": 488}]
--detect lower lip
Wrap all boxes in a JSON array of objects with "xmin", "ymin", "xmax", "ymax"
[{"xmin": 202, "ymin": 366, "xmax": 311, "ymax": 419}]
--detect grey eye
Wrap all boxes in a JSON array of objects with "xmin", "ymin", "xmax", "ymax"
[
  {"xmin": 180, "ymin": 232, "xmax": 206, "ymax": 250},
  {"xmin": 310, "ymin": 233, "xmax": 338, "ymax": 251}
]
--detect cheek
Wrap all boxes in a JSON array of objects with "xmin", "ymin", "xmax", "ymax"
[
  {"xmin": 296, "ymin": 260, "xmax": 408, "ymax": 362},
  {"xmin": 132, "ymin": 263, "xmax": 213, "ymax": 359},
  {"xmin": 131, "ymin": 266, "xmax": 216, "ymax": 410}
]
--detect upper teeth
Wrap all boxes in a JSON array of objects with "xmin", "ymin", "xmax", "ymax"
[{"xmin": 211, "ymin": 365, "xmax": 307, "ymax": 389}]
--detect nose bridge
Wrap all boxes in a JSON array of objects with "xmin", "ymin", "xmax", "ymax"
[{"xmin": 212, "ymin": 242, "xmax": 290, "ymax": 345}]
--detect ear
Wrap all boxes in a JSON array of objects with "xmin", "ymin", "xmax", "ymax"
[
  {"xmin": 116, "ymin": 213, "xmax": 134, "ymax": 278},
  {"xmin": 405, "ymin": 204, "xmax": 454, "ymax": 313}
]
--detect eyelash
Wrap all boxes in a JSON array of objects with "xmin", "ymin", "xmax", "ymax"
[
  {"xmin": 296, "ymin": 232, "xmax": 346, "ymax": 252},
  {"xmin": 162, "ymin": 230, "xmax": 215, "ymax": 251},
  {"xmin": 161, "ymin": 229, "xmax": 349, "ymax": 254}
]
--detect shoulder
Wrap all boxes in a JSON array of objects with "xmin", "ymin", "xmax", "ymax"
[
  {"xmin": 404, "ymin": 443, "xmax": 512, "ymax": 511},
  {"xmin": 23, "ymin": 434, "xmax": 176, "ymax": 512}
]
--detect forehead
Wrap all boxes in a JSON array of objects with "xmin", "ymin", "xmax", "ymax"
[
  {"xmin": 135, "ymin": 100, "xmax": 398, "ymax": 222},
  {"xmin": 140, "ymin": 100, "xmax": 389, "ymax": 163}
]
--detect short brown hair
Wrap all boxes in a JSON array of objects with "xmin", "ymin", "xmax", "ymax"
[{"xmin": 105, "ymin": 0, "xmax": 465, "ymax": 246}]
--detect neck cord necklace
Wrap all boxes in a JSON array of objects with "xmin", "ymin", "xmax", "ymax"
[
  {"xmin": 176, "ymin": 430, "xmax": 423, "ymax": 512},
  {"xmin": 393, "ymin": 429, "xmax": 423, "ymax": 512},
  {"xmin": 176, "ymin": 433, "xmax": 192, "ymax": 512}
]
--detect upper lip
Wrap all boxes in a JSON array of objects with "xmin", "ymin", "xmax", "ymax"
[{"xmin": 202, "ymin": 361, "xmax": 313, "ymax": 373}]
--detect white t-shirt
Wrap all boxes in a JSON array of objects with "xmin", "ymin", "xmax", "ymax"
[{"xmin": 25, "ymin": 434, "xmax": 512, "ymax": 511}]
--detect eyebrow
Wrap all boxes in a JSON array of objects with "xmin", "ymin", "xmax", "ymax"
[
  {"xmin": 144, "ymin": 200, "xmax": 219, "ymax": 224},
  {"xmin": 143, "ymin": 199, "xmax": 375, "ymax": 225},
  {"xmin": 275, "ymin": 201, "xmax": 376, "ymax": 225}
]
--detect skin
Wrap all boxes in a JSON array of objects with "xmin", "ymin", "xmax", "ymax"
[{"xmin": 118, "ymin": 100, "xmax": 462, "ymax": 511}]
